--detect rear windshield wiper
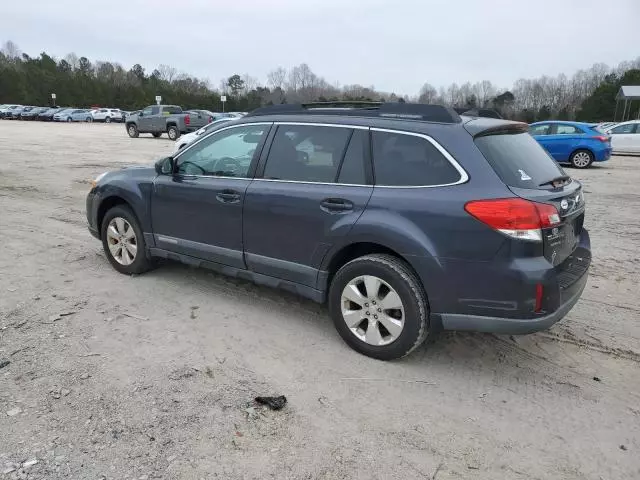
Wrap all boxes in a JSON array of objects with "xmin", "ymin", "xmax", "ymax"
[{"xmin": 539, "ymin": 175, "xmax": 571, "ymax": 187}]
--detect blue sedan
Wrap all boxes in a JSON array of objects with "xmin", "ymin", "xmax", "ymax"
[{"xmin": 529, "ymin": 121, "xmax": 612, "ymax": 168}]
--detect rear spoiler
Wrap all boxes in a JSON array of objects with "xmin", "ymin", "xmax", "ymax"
[
  {"xmin": 463, "ymin": 118, "xmax": 529, "ymax": 138},
  {"xmin": 453, "ymin": 107, "xmax": 503, "ymax": 119}
]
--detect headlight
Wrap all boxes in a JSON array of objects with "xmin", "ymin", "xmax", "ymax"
[{"xmin": 90, "ymin": 172, "xmax": 108, "ymax": 189}]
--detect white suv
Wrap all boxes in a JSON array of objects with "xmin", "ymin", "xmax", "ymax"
[{"xmin": 91, "ymin": 108, "xmax": 122, "ymax": 123}]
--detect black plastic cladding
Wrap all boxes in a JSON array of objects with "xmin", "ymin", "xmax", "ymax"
[{"xmin": 246, "ymin": 102, "xmax": 462, "ymax": 124}]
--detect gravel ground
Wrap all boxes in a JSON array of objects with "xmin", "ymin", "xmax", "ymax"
[{"xmin": 0, "ymin": 121, "xmax": 639, "ymax": 480}]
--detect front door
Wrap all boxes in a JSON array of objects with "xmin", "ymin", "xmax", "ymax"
[
  {"xmin": 151, "ymin": 123, "xmax": 271, "ymax": 268},
  {"xmin": 243, "ymin": 123, "xmax": 373, "ymax": 288},
  {"xmin": 138, "ymin": 106, "xmax": 155, "ymax": 132},
  {"xmin": 608, "ymin": 122, "xmax": 636, "ymax": 153}
]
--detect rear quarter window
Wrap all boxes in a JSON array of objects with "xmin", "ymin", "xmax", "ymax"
[
  {"xmin": 371, "ymin": 130, "xmax": 462, "ymax": 186},
  {"xmin": 474, "ymin": 132, "xmax": 566, "ymax": 189}
]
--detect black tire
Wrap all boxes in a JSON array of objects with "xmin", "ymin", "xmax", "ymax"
[
  {"xmin": 570, "ymin": 149, "xmax": 594, "ymax": 169},
  {"xmin": 66, "ymin": 117, "xmax": 72, "ymax": 122},
  {"xmin": 152, "ymin": 132, "xmax": 162, "ymax": 138},
  {"xmin": 167, "ymin": 125, "xmax": 180, "ymax": 141},
  {"xmin": 100, "ymin": 205, "xmax": 153, "ymax": 275},
  {"xmin": 86, "ymin": 116, "xmax": 93, "ymax": 123},
  {"xmin": 127, "ymin": 123, "xmax": 139, "ymax": 138},
  {"xmin": 105, "ymin": 117, "xmax": 111, "ymax": 124},
  {"xmin": 328, "ymin": 254, "xmax": 430, "ymax": 360}
]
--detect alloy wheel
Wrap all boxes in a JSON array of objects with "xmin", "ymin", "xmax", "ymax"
[
  {"xmin": 106, "ymin": 217, "xmax": 137, "ymax": 266},
  {"xmin": 572, "ymin": 151, "xmax": 591, "ymax": 168},
  {"xmin": 340, "ymin": 275, "xmax": 405, "ymax": 346}
]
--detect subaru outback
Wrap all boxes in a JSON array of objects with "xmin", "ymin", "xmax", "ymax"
[{"xmin": 86, "ymin": 102, "xmax": 591, "ymax": 360}]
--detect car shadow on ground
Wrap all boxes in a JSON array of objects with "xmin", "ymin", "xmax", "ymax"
[{"xmin": 143, "ymin": 259, "xmax": 569, "ymax": 379}]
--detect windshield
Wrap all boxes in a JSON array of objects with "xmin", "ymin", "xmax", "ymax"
[{"xmin": 475, "ymin": 132, "xmax": 566, "ymax": 189}]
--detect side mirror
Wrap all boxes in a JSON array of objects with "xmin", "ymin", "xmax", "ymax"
[
  {"xmin": 139, "ymin": 111, "xmax": 144, "ymax": 117},
  {"xmin": 155, "ymin": 157, "xmax": 174, "ymax": 175}
]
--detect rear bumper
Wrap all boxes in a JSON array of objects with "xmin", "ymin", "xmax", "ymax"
[
  {"xmin": 594, "ymin": 146, "xmax": 612, "ymax": 162},
  {"xmin": 430, "ymin": 229, "xmax": 591, "ymax": 334},
  {"xmin": 439, "ymin": 265, "xmax": 588, "ymax": 334}
]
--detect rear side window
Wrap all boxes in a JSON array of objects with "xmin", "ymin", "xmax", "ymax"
[
  {"xmin": 164, "ymin": 106, "xmax": 183, "ymax": 114},
  {"xmin": 475, "ymin": 133, "xmax": 565, "ymax": 189},
  {"xmin": 263, "ymin": 125, "xmax": 351, "ymax": 183},
  {"xmin": 529, "ymin": 124, "xmax": 550, "ymax": 136},
  {"xmin": 371, "ymin": 130, "xmax": 461, "ymax": 186},
  {"xmin": 555, "ymin": 124, "xmax": 582, "ymax": 135}
]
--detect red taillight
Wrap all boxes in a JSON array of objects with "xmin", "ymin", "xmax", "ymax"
[
  {"xmin": 593, "ymin": 135, "xmax": 609, "ymax": 142},
  {"xmin": 184, "ymin": 115, "xmax": 190, "ymax": 125},
  {"xmin": 208, "ymin": 116, "xmax": 213, "ymax": 123},
  {"xmin": 464, "ymin": 198, "xmax": 560, "ymax": 242},
  {"xmin": 535, "ymin": 283, "xmax": 544, "ymax": 312}
]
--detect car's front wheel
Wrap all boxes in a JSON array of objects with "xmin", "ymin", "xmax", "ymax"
[
  {"xmin": 66, "ymin": 117, "xmax": 72, "ymax": 122},
  {"xmin": 570, "ymin": 149, "xmax": 593, "ymax": 169},
  {"xmin": 101, "ymin": 205, "xmax": 153, "ymax": 275},
  {"xmin": 86, "ymin": 116, "xmax": 93, "ymax": 122},
  {"xmin": 167, "ymin": 126, "xmax": 180, "ymax": 141},
  {"xmin": 105, "ymin": 117, "xmax": 111, "ymax": 123},
  {"xmin": 127, "ymin": 124, "xmax": 139, "ymax": 138},
  {"xmin": 328, "ymin": 254, "xmax": 430, "ymax": 360}
]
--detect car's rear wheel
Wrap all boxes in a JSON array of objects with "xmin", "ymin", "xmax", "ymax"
[
  {"xmin": 66, "ymin": 117, "xmax": 72, "ymax": 122},
  {"xmin": 152, "ymin": 132, "xmax": 162, "ymax": 138},
  {"xmin": 570, "ymin": 149, "xmax": 593, "ymax": 169},
  {"xmin": 328, "ymin": 254, "xmax": 430, "ymax": 360},
  {"xmin": 127, "ymin": 124, "xmax": 139, "ymax": 138},
  {"xmin": 167, "ymin": 126, "xmax": 180, "ymax": 141},
  {"xmin": 105, "ymin": 117, "xmax": 111, "ymax": 123},
  {"xmin": 101, "ymin": 205, "xmax": 153, "ymax": 275},
  {"xmin": 86, "ymin": 116, "xmax": 93, "ymax": 122}
]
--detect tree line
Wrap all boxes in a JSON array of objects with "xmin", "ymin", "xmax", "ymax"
[{"xmin": 1, "ymin": 40, "xmax": 638, "ymax": 122}]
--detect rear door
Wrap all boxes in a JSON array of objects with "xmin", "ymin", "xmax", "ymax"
[
  {"xmin": 475, "ymin": 131, "xmax": 584, "ymax": 266},
  {"xmin": 243, "ymin": 123, "xmax": 373, "ymax": 288},
  {"xmin": 545, "ymin": 124, "xmax": 584, "ymax": 162}
]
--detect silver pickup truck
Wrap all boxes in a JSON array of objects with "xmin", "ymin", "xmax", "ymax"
[{"xmin": 125, "ymin": 105, "xmax": 210, "ymax": 140}]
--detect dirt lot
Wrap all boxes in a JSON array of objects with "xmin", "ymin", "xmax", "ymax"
[{"xmin": 0, "ymin": 121, "xmax": 639, "ymax": 480}]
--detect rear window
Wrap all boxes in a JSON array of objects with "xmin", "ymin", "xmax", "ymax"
[{"xmin": 475, "ymin": 132, "xmax": 565, "ymax": 189}]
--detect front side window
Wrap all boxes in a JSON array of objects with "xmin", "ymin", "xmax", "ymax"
[
  {"xmin": 263, "ymin": 125, "xmax": 352, "ymax": 183},
  {"xmin": 610, "ymin": 123, "xmax": 635, "ymax": 134},
  {"xmin": 529, "ymin": 124, "xmax": 550, "ymax": 136},
  {"xmin": 176, "ymin": 125, "xmax": 267, "ymax": 177},
  {"xmin": 555, "ymin": 124, "xmax": 581, "ymax": 135},
  {"xmin": 150, "ymin": 106, "xmax": 160, "ymax": 115},
  {"xmin": 372, "ymin": 130, "xmax": 461, "ymax": 186},
  {"xmin": 142, "ymin": 107, "xmax": 153, "ymax": 116}
]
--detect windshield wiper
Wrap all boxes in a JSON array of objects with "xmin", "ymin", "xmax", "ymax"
[{"xmin": 539, "ymin": 175, "xmax": 570, "ymax": 187}]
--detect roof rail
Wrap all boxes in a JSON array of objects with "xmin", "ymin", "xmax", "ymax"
[{"xmin": 247, "ymin": 102, "xmax": 461, "ymax": 124}]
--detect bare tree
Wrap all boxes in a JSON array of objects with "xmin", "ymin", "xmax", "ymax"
[
  {"xmin": 1, "ymin": 40, "xmax": 20, "ymax": 59},
  {"xmin": 241, "ymin": 73, "xmax": 259, "ymax": 95},
  {"xmin": 157, "ymin": 64, "xmax": 177, "ymax": 83},
  {"xmin": 64, "ymin": 53, "xmax": 79, "ymax": 70},
  {"xmin": 267, "ymin": 67, "xmax": 287, "ymax": 90},
  {"xmin": 418, "ymin": 83, "xmax": 437, "ymax": 104}
]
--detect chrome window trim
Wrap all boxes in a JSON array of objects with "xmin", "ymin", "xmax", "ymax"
[
  {"xmin": 170, "ymin": 121, "xmax": 469, "ymax": 188},
  {"xmin": 370, "ymin": 127, "xmax": 469, "ymax": 188}
]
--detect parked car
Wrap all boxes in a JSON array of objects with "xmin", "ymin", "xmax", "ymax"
[
  {"xmin": 604, "ymin": 120, "xmax": 640, "ymax": 154},
  {"xmin": 87, "ymin": 102, "xmax": 591, "ymax": 360},
  {"xmin": 92, "ymin": 108, "xmax": 123, "ymax": 123},
  {"xmin": 529, "ymin": 121, "xmax": 611, "ymax": 168},
  {"xmin": 38, "ymin": 107, "xmax": 65, "ymax": 121},
  {"xmin": 125, "ymin": 105, "xmax": 208, "ymax": 140},
  {"xmin": 0, "ymin": 104, "xmax": 22, "ymax": 119},
  {"xmin": 10, "ymin": 106, "xmax": 34, "ymax": 119},
  {"xmin": 54, "ymin": 109, "xmax": 93, "ymax": 122},
  {"xmin": 21, "ymin": 106, "xmax": 49, "ymax": 120},
  {"xmin": 174, "ymin": 117, "xmax": 235, "ymax": 151},
  {"xmin": 593, "ymin": 122, "xmax": 617, "ymax": 133}
]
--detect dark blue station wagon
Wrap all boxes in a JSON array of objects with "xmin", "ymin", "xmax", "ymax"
[{"xmin": 86, "ymin": 103, "xmax": 591, "ymax": 360}]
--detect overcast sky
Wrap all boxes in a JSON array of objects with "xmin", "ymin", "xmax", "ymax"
[{"xmin": 2, "ymin": 0, "xmax": 639, "ymax": 94}]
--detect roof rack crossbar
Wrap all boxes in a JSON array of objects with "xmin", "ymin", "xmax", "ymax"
[{"xmin": 246, "ymin": 102, "xmax": 461, "ymax": 124}]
